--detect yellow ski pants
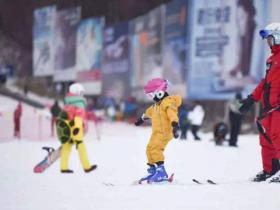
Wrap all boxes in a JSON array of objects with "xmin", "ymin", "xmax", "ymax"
[
  {"xmin": 60, "ymin": 116, "xmax": 91, "ymax": 171},
  {"xmin": 146, "ymin": 133, "xmax": 172, "ymax": 164}
]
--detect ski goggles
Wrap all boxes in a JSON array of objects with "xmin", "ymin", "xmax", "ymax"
[
  {"xmin": 146, "ymin": 92, "xmax": 156, "ymax": 99},
  {"xmin": 145, "ymin": 90, "xmax": 165, "ymax": 99},
  {"xmin": 259, "ymin": 29, "xmax": 278, "ymax": 39}
]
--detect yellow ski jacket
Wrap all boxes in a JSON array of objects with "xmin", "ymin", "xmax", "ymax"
[{"xmin": 144, "ymin": 95, "xmax": 182, "ymax": 139}]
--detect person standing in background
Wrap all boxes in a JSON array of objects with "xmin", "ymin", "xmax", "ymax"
[
  {"xmin": 227, "ymin": 92, "xmax": 243, "ymax": 147},
  {"xmin": 178, "ymin": 103, "xmax": 189, "ymax": 140},
  {"xmin": 50, "ymin": 100, "xmax": 61, "ymax": 137},
  {"xmin": 188, "ymin": 101, "xmax": 205, "ymax": 140},
  {"xmin": 14, "ymin": 102, "xmax": 22, "ymax": 139}
]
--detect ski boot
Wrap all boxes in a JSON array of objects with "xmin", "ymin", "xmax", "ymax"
[
  {"xmin": 138, "ymin": 164, "xmax": 156, "ymax": 184},
  {"xmin": 268, "ymin": 160, "xmax": 280, "ymax": 183},
  {"xmin": 268, "ymin": 171, "xmax": 280, "ymax": 183},
  {"xmin": 251, "ymin": 170, "xmax": 273, "ymax": 182},
  {"xmin": 252, "ymin": 159, "xmax": 280, "ymax": 182},
  {"xmin": 84, "ymin": 165, "xmax": 98, "ymax": 173},
  {"xmin": 61, "ymin": 169, "xmax": 74, "ymax": 173},
  {"xmin": 148, "ymin": 164, "xmax": 168, "ymax": 183}
]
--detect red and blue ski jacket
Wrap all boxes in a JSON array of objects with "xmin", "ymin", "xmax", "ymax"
[{"xmin": 252, "ymin": 45, "xmax": 280, "ymax": 113}]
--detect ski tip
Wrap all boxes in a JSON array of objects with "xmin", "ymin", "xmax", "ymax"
[
  {"xmin": 207, "ymin": 179, "xmax": 217, "ymax": 185},
  {"xmin": 168, "ymin": 173, "xmax": 175, "ymax": 182},
  {"xmin": 102, "ymin": 182, "xmax": 114, "ymax": 186},
  {"xmin": 131, "ymin": 180, "xmax": 143, "ymax": 185},
  {"xmin": 192, "ymin": 179, "xmax": 202, "ymax": 184},
  {"xmin": 33, "ymin": 167, "xmax": 43, "ymax": 173}
]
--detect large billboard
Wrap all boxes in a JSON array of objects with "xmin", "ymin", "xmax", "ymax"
[
  {"xmin": 130, "ymin": 6, "xmax": 164, "ymax": 100},
  {"xmin": 76, "ymin": 18, "xmax": 103, "ymax": 72},
  {"xmin": 102, "ymin": 22, "xmax": 130, "ymax": 100},
  {"xmin": 33, "ymin": 6, "xmax": 56, "ymax": 76},
  {"xmin": 163, "ymin": 0, "xmax": 188, "ymax": 98},
  {"xmin": 53, "ymin": 7, "xmax": 81, "ymax": 81},
  {"xmin": 76, "ymin": 17, "xmax": 104, "ymax": 95},
  {"xmin": 187, "ymin": 0, "xmax": 268, "ymax": 99}
]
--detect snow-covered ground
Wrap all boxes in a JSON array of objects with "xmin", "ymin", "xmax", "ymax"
[{"xmin": 1, "ymin": 95, "xmax": 280, "ymax": 210}]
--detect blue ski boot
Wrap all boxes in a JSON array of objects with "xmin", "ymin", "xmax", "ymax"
[
  {"xmin": 148, "ymin": 164, "xmax": 168, "ymax": 183},
  {"xmin": 138, "ymin": 164, "xmax": 156, "ymax": 184}
]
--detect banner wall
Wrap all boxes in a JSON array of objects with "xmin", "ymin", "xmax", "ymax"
[
  {"xmin": 102, "ymin": 22, "xmax": 130, "ymax": 100},
  {"xmin": 130, "ymin": 6, "xmax": 164, "ymax": 100},
  {"xmin": 163, "ymin": 0, "xmax": 188, "ymax": 98},
  {"xmin": 33, "ymin": 6, "xmax": 56, "ymax": 76},
  {"xmin": 187, "ymin": 0, "xmax": 267, "ymax": 100},
  {"xmin": 53, "ymin": 7, "xmax": 81, "ymax": 81}
]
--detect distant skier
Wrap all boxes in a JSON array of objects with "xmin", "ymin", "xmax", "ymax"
[
  {"xmin": 188, "ymin": 101, "xmax": 205, "ymax": 140},
  {"xmin": 239, "ymin": 23, "xmax": 280, "ymax": 183},
  {"xmin": 56, "ymin": 83, "xmax": 96, "ymax": 173},
  {"xmin": 14, "ymin": 102, "xmax": 22, "ymax": 139},
  {"xmin": 227, "ymin": 92, "xmax": 243, "ymax": 147},
  {"xmin": 135, "ymin": 78, "xmax": 182, "ymax": 183},
  {"xmin": 178, "ymin": 103, "xmax": 189, "ymax": 140},
  {"xmin": 50, "ymin": 100, "xmax": 61, "ymax": 137}
]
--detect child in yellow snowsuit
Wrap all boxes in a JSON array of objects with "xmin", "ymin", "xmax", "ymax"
[
  {"xmin": 135, "ymin": 78, "xmax": 182, "ymax": 183},
  {"xmin": 57, "ymin": 83, "xmax": 97, "ymax": 173}
]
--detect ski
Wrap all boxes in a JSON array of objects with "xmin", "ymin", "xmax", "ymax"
[
  {"xmin": 192, "ymin": 179, "xmax": 202, "ymax": 184},
  {"xmin": 192, "ymin": 179, "xmax": 218, "ymax": 185},
  {"xmin": 102, "ymin": 182, "xmax": 115, "ymax": 186},
  {"xmin": 33, "ymin": 146, "xmax": 61, "ymax": 173},
  {"xmin": 207, "ymin": 179, "xmax": 218, "ymax": 185}
]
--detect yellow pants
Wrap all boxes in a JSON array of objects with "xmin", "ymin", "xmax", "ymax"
[
  {"xmin": 60, "ymin": 116, "xmax": 91, "ymax": 171},
  {"xmin": 146, "ymin": 133, "xmax": 172, "ymax": 164}
]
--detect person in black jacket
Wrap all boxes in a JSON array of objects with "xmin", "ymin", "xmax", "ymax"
[
  {"xmin": 50, "ymin": 100, "xmax": 61, "ymax": 137},
  {"xmin": 178, "ymin": 104, "xmax": 189, "ymax": 140},
  {"xmin": 228, "ymin": 93, "xmax": 243, "ymax": 147}
]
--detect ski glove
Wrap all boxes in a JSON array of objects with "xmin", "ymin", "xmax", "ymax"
[
  {"xmin": 239, "ymin": 95, "xmax": 255, "ymax": 114},
  {"xmin": 135, "ymin": 114, "xmax": 145, "ymax": 126},
  {"xmin": 172, "ymin": 122, "xmax": 180, "ymax": 139}
]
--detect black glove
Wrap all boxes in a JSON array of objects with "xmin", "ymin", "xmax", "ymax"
[
  {"xmin": 171, "ymin": 122, "xmax": 180, "ymax": 139},
  {"xmin": 239, "ymin": 95, "xmax": 255, "ymax": 114},
  {"xmin": 135, "ymin": 117, "xmax": 144, "ymax": 126}
]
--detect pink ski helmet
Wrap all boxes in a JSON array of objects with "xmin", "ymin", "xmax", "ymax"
[{"xmin": 144, "ymin": 78, "xmax": 168, "ymax": 94}]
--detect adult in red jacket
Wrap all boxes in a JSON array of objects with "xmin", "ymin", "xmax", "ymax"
[{"xmin": 239, "ymin": 23, "xmax": 280, "ymax": 183}]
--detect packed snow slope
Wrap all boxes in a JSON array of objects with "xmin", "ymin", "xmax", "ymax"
[
  {"xmin": 0, "ymin": 97, "xmax": 279, "ymax": 210},
  {"xmin": 1, "ymin": 122, "xmax": 280, "ymax": 210}
]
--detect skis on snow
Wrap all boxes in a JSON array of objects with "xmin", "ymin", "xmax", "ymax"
[
  {"xmin": 33, "ymin": 146, "xmax": 61, "ymax": 173},
  {"xmin": 192, "ymin": 179, "xmax": 218, "ymax": 185},
  {"xmin": 102, "ymin": 173, "xmax": 175, "ymax": 186},
  {"xmin": 103, "ymin": 176, "xmax": 220, "ymax": 187}
]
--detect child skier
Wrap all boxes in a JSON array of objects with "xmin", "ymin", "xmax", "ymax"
[
  {"xmin": 56, "ymin": 83, "xmax": 97, "ymax": 173},
  {"xmin": 135, "ymin": 78, "xmax": 182, "ymax": 183}
]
